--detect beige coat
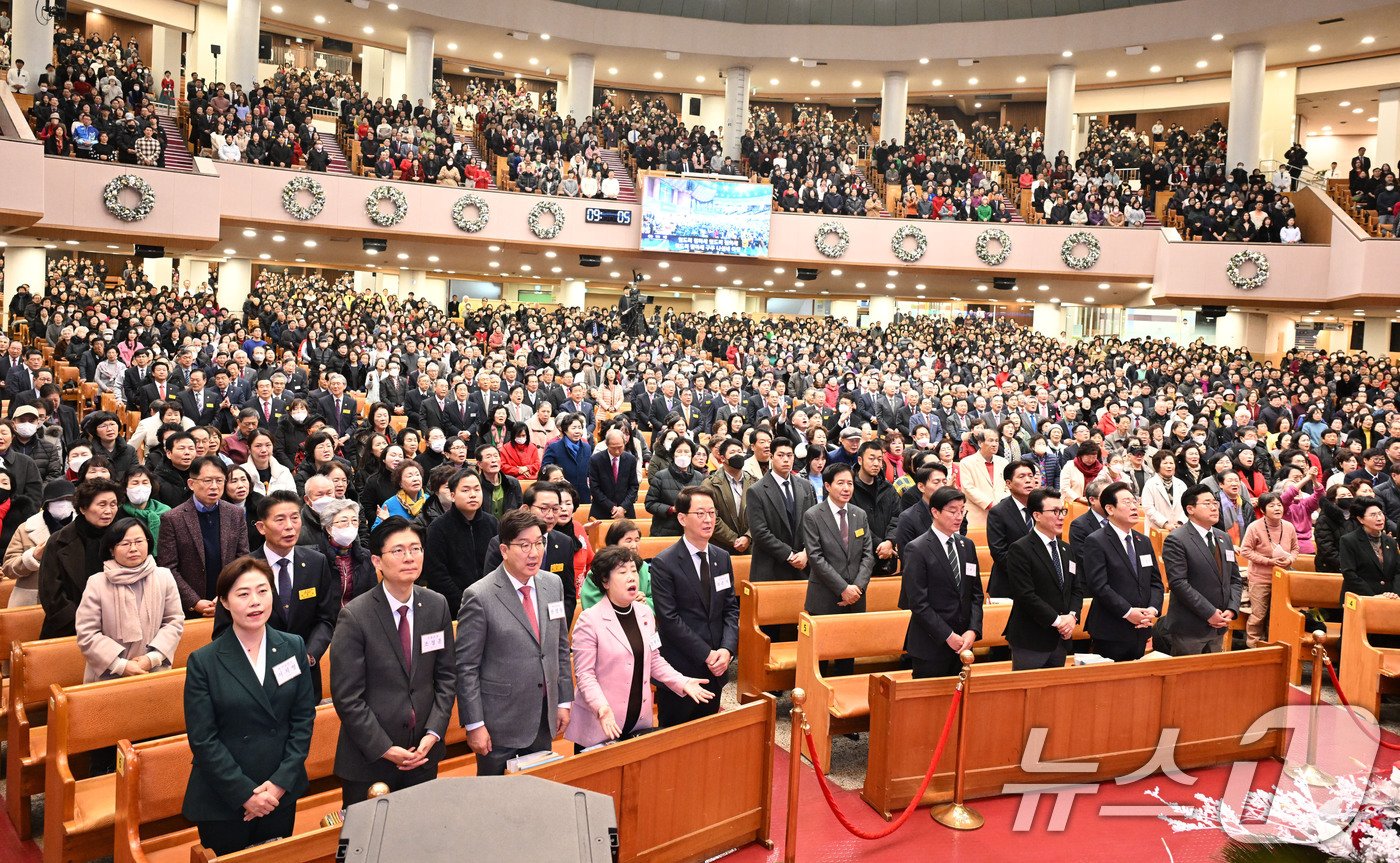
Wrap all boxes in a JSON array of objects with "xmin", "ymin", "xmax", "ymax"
[
  {"xmin": 73, "ymin": 565, "xmax": 184, "ymax": 682},
  {"xmin": 3, "ymin": 510, "xmax": 54, "ymax": 599}
]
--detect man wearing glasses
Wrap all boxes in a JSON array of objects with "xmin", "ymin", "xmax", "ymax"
[
  {"xmin": 649, "ymin": 486, "xmax": 739, "ymax": 727},
  {"xmin": 1005, "ymin": 488, "xmax": 1083, "ymax": 671},
  {"xmin": 456, "ymin": 509, "xmax": 573, "ymax": 775},
  {"xmin": 331, "ymin": 517, "xmax": 457, "ymax": 805},
  {"xmin": 481, "ymin": 481, "xmax": 578, "ymax": 621},
  {"xmin": 1160, "ymin": 484, "xmax": 1242, "ymax": 655},
  {"xmin": 158, "ymin": 455, "xmax": 249, "ymax": 618}
]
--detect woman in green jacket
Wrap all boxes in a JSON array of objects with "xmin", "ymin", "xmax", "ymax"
[
  {"xmin": 120, "ymin": 466, "xmax": 169, "ymax": 543},
  {"xmin": 580, "ymin": 519, "xmax": 653, "ymax": 610}
]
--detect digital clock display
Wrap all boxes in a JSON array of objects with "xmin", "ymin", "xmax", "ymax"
[{"xmin": 584, "ymin": 207, "xmax": 633, "ymax": 225}]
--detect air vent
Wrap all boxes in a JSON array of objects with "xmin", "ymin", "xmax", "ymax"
[
  {"xmin": 467, "ymin": 66, "xmax": 505, "ymax": 77},
  {"xmin": 1317, "ymin": 17, "xmax": 1344, "ymax": 24}
]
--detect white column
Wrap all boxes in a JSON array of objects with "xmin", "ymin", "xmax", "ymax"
[
  {"xmin": 2, "ymin": 248, "xmax": 47, "ymax": 308},
  {"xmin": 1264, "ymin": 313, "xmax": 1297, "ymax": 356},
  {"xmin": 150, "ymin": 25, "xmax": 184, "ymax": 81},
  {"xmin": 1213, "ymin": 312, "xmax": 1246, "ymax": 351},
  {"xmin": 143, "ymin": 257, "xmax": 174, "ymax": 290},
  {"xmin": 723, "ymin": 66, "xmax": 751, "ymax": 160},
  {"xmin": 868, "ymin": 295, "xmax": 896, "ymax": 326},
  {"xmin": 191, "ymin": 1, "xmax": 227, "ymax": 83},
  {"xmin": 225, "ymin": 0, "xmax": 261, "ymax": 88},
  {"xmin": 566, "ymin": 54, "xmax": 595, "ymax": 120},
  {"xmin": 352, "ymin": 270, "xmax": 377, "ymax": 296},
  {"xmin": 219, "ymin": 258, "xmax": 252, "ymax": 316},
  {"xmin": 880, "ymin": 72, "xmax": 909, "ymax": 145},
  {"xmin": 1363, "ymin": 316, "xmax": 1393, "ymax": 358},
  {"xmin": 1032, "ymin": 302, "xmax": 1063, "ymax": 338},
  {"xmin": 179, "ymin": 257, "xmax": 211, "ymax": 292},
  {"xmin": 714, "ymin": 286, "xmax": 746, "ymax": 316},
  {"xmin": 1044, "ymin": 65, "xmax": 1077, "ymax": 165},
  {"xmin": 1226, "ymin": 44, "xmax": 1266, "ymax": 172},
  {"xmin": 9, "ymin": 5, "xmax": 54, "ymax": 84},
  {"xmin": 1378, "ymin": 89, "xmax": 1400, "ymax": 170},
  {"xmin": 559, "ymin": 279, "xmax": 587, "ymax": 309},
  {"xmin": 398, "ymin": 269, "xmax": 429, "ymax": 300},
  {"xmin": 404, "ymin": 27, "xmax": 435, "ymax": 109}
]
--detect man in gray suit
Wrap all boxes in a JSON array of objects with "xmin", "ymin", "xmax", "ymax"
[
  {"xmin": 330, "ymin": 518, "xmax": 457, "ymax": 806},
  {"xmin": 1161, "ymin": 484, "xmax": 1243, "ymax": 654},
  {"xmin": 456, "ymin": 509, "xmax": 573, "ymax": 775},
  {"xmin": 747, "ymin": 436, "xmax": 818, "ymax": 581},
  {"xmin": 802, "ymin": 462, "xmax": 875, "ymax": 675}
]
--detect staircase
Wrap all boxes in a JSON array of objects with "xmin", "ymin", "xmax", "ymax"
[
  {"xmin": 597, "ymin": 149, "xmax": 638, "ymax": 202},
  {"xmin": 453, "ymin": 130, "xmax": 496, "ymax": 189},
  {"xmin": 316, "ymin": 133, "xmax": 350, "ymax": 174},
  {"xmin": 155, "ymin": 114, "xmax": 193, "ymax": 171}
]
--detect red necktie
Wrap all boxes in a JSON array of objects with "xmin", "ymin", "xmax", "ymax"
[
  {"xmin": 986, "ymin": 460, "xmax": 995, "ymax": 482},
  {"xmin": 263, "ymin": 401, "xmax": 271, "ymax": 422},
  {"xmin": 519, "ymin": 585, "xmax": 539, "ymax": 639},
  {"xmin": 612, "ymin": 456, "xmax": 619, "ymax": 481},
  {"xmin": 396, "ymin": 605, "xmax": 412, "ymax": 672},
  {"xmin": 158, "ymin": 383, "xmax": 165, "ymax": 400}
]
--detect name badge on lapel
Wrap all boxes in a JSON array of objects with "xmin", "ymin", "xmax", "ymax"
[
  {"xmin": 421, "ymin": 631, "xmax": 445, "ymax": 652},
  {"xmin": 272, "ymin": 657, "xmax": 301, "ymax": 685},
  {"xmin": 649, "ymin": 632, "xmax": 662, "ymax": 651},
  {"xmin": 713, "ymin": 573, "xmax": 732, "ymax": 592},
  {"xmin": 547, "ymin": 600, "xmax": 565, "ymax": 620},
  {"xmin": 1139, "ymin": 554, "xmax": 1154, "ymax": 568},
  {"xmin": 854, "ymin": 527, "xmax": 865, "ymax": 538},
  {"xmin": 298, "ymin": 587, "xmax": 317, "ymax": 600},
  {"xmin": 964, "ymin": 562, "xmax": 977, "ymax": 578},
  {"xmin": 1224, "ymin": 549, "xmax": 1235, "ymax": 563},
  {"xmin": 550, "ymin": 563, "xmax": 564, "ymax": 573},
  {"xmin": 1067, "ymin": 561, "xmax": 1077, "ymax": 575}
]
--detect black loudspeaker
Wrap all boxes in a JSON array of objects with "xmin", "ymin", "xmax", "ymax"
[
  {"xmin": 134, "ymin": 244, "xmax": 165, "ymax": 258},
  {"xmin": 257, "ymin": 33, "xmax": 273, "ymax": 62},
  {"xmin": 579, "ymin": 255, "xmax": 601, "ymax": 267},
  {"xmin": 209, "ymin": 43, "xmax": 221, "ymax": 57},
  {"xmin": 322, "ymin": 36, "xmax": 353, "ymax": 53},
  {"xmin": 688, "ymin": 96, "xmax": 700, "ymax": 115},
  {"xmin": 432, "ymin": 58, "xmax": 443, "ymax": 80},
  {"xmin": 993, "ymin": 277, "xmax": 1016, "ymax": 291},
  {"xmin": 47, "ymin": 0, "xmax": 67, "ymax": 17},
  {"xmin": 1200, "ymin": 305, "xmax": 1228, "ymax": 320},
  {"xmin": 362, "ymin": 238, "xmax": 387, "ymax": 253},
  {"xmin": 337, "ymin": 777, "xmax": 616, "ymax": 862},
  {"xmin": 796, "ymin": 268, "xmax": 818, "ymax": 281}
]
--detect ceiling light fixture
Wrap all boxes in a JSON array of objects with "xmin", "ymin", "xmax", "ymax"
[
  {"xmin": 811, "ymin": 79, "xmax": 820, "ymax": 87},
  {"xmin": 654, "ymin": 71, "xmax": 663, "ymax": 79},
  {"xmin": 769, "ymin": 78, "xmax": 779, "ymax": 85},
  {"xmin": 446, "ymin": 42, "xmax": 458, "ymax": 51},
  {"xmin": 1195, "ymin": 60, "xmax": 1208, "ymax": 68},
  {"xmin": 362, "ymin": 26, "xmax": 374, "ymax": 34},
  {"xmin": 1308, "ymin": 44, "xmax": 1321, "ymax": 53},
  {"xmin": 223, "ymin": 248, "xmax": 236, "ymax": 255},
  {"xmin": 967, "ymin": 77, "xmax": 978, "ymax": 85},
  {"xmin": 1149, "ymin": 64, "xmax": 1162, "ymax": 73},
  {"xmin": 259, "ymin": 253, "xmax": 271, "ymax": 260},
  {"xmin": 919, "ymin": 57, "xmax": 929, "ymax": 64},
  {"xmin": 397, "ymin": 252, "xmax": 409, "ymax": 260},
  {"xmin": 974, "ymin": 102, "xmax": 982, "ymax": 108},
  {"xmin": 313, "ymin": 14, "xmax": 325, "ymax": 23},
  {"xmin": 1211, "ymin": 33, "xmax": 1224, "ymax": 41},
  {"xmin": 427, "ymin": 255, "xmax": 439, "ymax": 263},
  {"xmin": 1015, "ymin": 75, "xmax": 1026, "ymax": 83},
  {"xmin": 270, "ymin": 4, "xmax": 282, "ymax": 12},
  {"xmin": 1105, "ymin": 69, "xmax": 1117, "ymax": 78},
  {"xmin": 695, "ymin": 75, "xmax": 705, "ymax": 83},
  {"xmin": 851, "ymin": 79, "xmax": 861, "ymax": 87},
  {"xmin": 540, "ymin": 33, "xmax": 550, "ymax": 40},
  {"xmin": 1340, "ymin": 101, "xmax": 1351, "ymax": 107},
  {"xmin": 528, "ymin": 57, "xmax": 538, "ymax": 65},
  {"xmin": 1362, "ymin": 35, "xmax": 1376, "ymax": 45},
  {"xmin": 831, "ymin": 269, "xmax": 842, "ymax": 276},
  {"xmin": 242, "ymin": 228, "xmax": 257, "ymax": 238},
  {"xmin": 1353, "ymin": 107, "xmax": 1364, "ymax": 114},
  {"xmin": 931, "ymin": 78, "xmax": 942, "ymax": 86},
  {"xmin": 1061, "ymin": 50, "xmax": 1073, "ymax": 58},
  {"xmin": 790, "ymin": 56, "xmax": 799, "ymax": 63},
  {"xmin": 494, "ymin": 52, "xmax": 505, "ymax": 60}
]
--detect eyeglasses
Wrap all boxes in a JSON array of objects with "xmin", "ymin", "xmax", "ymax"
[
  {"xmin": 114, "ymin": 538, "xmax": 146, "ymax": 549},
  {"xmin": 191, "ymin": 475, "xmax": 225, "ymax": 486},
  {"xmin": 381, "ymin": 544, "xmax": 423, "ymax": 559},
  {"xmin": 1040, "ymin": 507, "xmax": 1070, "ymax": 517},
  {"xmin": 508, "ymin": 539, "xmax": 546, "ymax": 552},
  {"xmin": 683, "ymin": 509, "xmax": 718, "ymax": 520},
  {"xmin": 532, "ymin": 503, "xmax": 561, "ymax": 513}
]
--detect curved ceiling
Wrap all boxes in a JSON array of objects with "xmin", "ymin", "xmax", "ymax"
[{"xmin": 544, "ymin": 0, "xmax": 1183, "ymax": 27}]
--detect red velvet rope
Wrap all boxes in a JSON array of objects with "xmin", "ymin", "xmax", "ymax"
[
  {"xmin": 1322, "ymin": 660, "xmax": 1400, "ymax": 751},
  {"xmin": 800, "ymin": 686, "xmax": 963, "ymax": 839}
]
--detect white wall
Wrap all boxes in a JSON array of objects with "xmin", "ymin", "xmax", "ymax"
[
  {"xmin": 103, "ymin": 0, "xmax": 195, "ymax": 30},
  {"xmin": 191, "ymin": 1, "xmax": 227, "ymax": 83},
  {"xmin": 359, "ymin": 47, "xmax": 407, "ymax": 101},
  {"xmin": 830, "ymin": 300, "xmax": 860, "ymax": 325},
  {"xmin": 1073, "ymin": 78, "xmax": 1232, "ymax": 116},
  {"xmin": 681, "ymin": 92, "xmax": 725, "ymax": 137},
  {"xmin": 1260, "ymin": 68, "xmax": 1298, "ymax": 168},
  {"xmin": 1293, "ymin": 132, "xmax": 1376, "ymax": 171}
]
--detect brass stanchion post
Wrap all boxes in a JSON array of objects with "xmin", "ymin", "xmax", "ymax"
[
  {"xmin": 784, "ymin": 688, "xmax": 808, "ymax": 863},
  {"xmin": 932, "ymin": 650, "xmax": 984, "ymax": 830},
  {"xmin": 1285, "ymin": 630, "xmax": 1336, "ymax": 787}
]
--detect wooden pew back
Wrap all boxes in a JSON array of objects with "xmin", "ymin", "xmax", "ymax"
[
  {"xmin": 1268, "ymin": 568, "xmax": 1343, "ymax": 684},
  {"xmin": 1339, "ymin": 593, "xmax": 1400, "ymax": 719}
]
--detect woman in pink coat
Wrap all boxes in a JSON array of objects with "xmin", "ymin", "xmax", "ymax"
[
  {"xmin": 1238, "ymin": 491, "xmax": 1299, "ymax": 648},
  {"xmin": 567, "ymin": 547, "xmax": 712, "ymax": 750}
]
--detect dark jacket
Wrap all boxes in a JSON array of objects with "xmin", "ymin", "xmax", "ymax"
[
  {"xmin": 157, "ymin": 499, "xmax": 252, "ymax": 612},
  {"xmin": 37, "ymin": 517, "xmax": 105, "ymax": 639},
  {"xmin": 851, "ymin": 473, "xmax": 899, "ymax": 574},
  {"xmin": 1313, "ymin": 499, "xmax": 1354, "ymax": 574},
  {"xmin": 1338, "ymin": 529, "xmax": 1399, "ymax": 603},
  {"xmin": 423, "ymin": 505, "xmax": 499, "ymax": 615},
  {"xmin": 986, "ymin": 495, "xmax": 1034, "ymax": 597},
  {"xmin": 317, "ymin": 534, "xmax": 378, "ymax": 607},
  {"xmin": 93, "ymin": 437, "xmax": 139, "ymax": 480},
  {"xmin": 587, "ymin": 450, "xmax": 639, "ymax": 518},
  {"xmin": 542, "ymin": 438, "xmax": 593, "ymax": 504},
  {"xmin": 1082, "ymin": 525, "xmax": 1164, "ymax": 645},
  {"xmin": 9, "ymin": 434, "xmax": 61, "ymax": 484},
  {"xmin": 902, "ymin": 529, "xmax": 983, "ymax": 658},
  {"xmin": 1004, "ymin": 531, "xmax": 1083, "ymax": 653},
  {"xmin": 1, "ymin": 448, "xmax": 44, "ymax": 502},
  {"xmin": 478, "ymin": 472, "xmax": 522, "ymax": 520},
  {"xmin": 649, "ymin": 540, "xmax": 740, "ymax": 678},
  {"xmin": 645, "ymin": 465, "xmax": 703, "ymax": 536}
]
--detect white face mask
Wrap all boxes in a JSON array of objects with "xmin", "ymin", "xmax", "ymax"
[
  {"xmin": 330, "ymin": 525, "xmax": 359, "ymax": 547},
  {"xmin": 429, "ymin": 437, "xmax": 445, "ymax": 452},
  {"xmin": 290, "ymin": 410, "xmax": 308, "ymax": 423},
  {"xmin": 310, "ymin": 497, "xmax": 334, "ymax": 515},
  {"xmin": 14, "ymin": 422, "xmax": 36, "ymax": 439},
  {"xmin": 47, "ymin": 500, "xmax": 74, "ymax": 521},
  {"xmin": 126, "ymin": 485, "xmax": 152, "ymax": 506},
  {"xmin": 672, "ymin": 454, "xmax": 692, "ymax": 470},
  {"xmin": 69, "ymin": 454, "xmax": 89, "ymax": 473}
]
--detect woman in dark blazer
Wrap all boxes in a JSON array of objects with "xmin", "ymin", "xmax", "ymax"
[
  {"xmin": 182, "ymin": 556, "xmax": 314, "ymax": 856},
  {"xmin": 541, "ymin": 413, "xmax": 593, "ymax": 504},
  {"xmin": 38, "ymin": 478, "xmax": 123, "ymax": 639},
  {"xmin": 1338, "ymin": 498, "xmax": 1400, "ymax": 603}
]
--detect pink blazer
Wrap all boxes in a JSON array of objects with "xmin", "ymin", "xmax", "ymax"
[{"xmin": 567, "ymin": 599, "xmax": 690, "ymax": 748}]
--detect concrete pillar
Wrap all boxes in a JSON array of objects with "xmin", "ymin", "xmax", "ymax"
[
  {"xmin": 1226, "ymin": 44, "xmax": 1266, "ymax": 173},
  {"xmin": 143, "ymin": 257, "xmax": 174, "ymax": 290},
  {"xmin": 868, "ymin": 295, "xmax": 896, "ymax": 326},
  {"xmin": 191, "ymin": 1, "xmax": 227, "ymax": 83},
  {"xmin": 352, "ymin": 270, "xmax": 377, "ymax": 296},
  {"xmin": 1260, "ymin": 67, "xmax": 1297, "ymax": 169},
  {"xmin": 1264, "ymin": 313, "xmax": 1297, "ymax": 357},
  {"xmin": 2, "ymin": 248, "xmax": 47, "ymax": 312},
  {"xmin": 8, "ymin": 4, "xmax": 54, "ymax": 85},
  {"xmin": 179, "ymin": 257, "xmax": 211, "ymax": 292},
  {"xmin": 219, "ymin": 258, "xmax": 252, "ymax": 317},
  {"xmin": 566, "ymin": 54, "xmax": 595, "ymax": 120},
  {"xmin": 1379, "ymin": 89, "xmax": 1400, "ymax": 170},
  {"xmin": 1363, "ymin": 316, "xmax": 1393, "ymax": 358},
  {"xmin": 225, "ymin": 0, "xmax": 260, "ymax": 87},
  {"xmin": 1044, "ymin": 65, "xmax": 1077, "ymax": 166},
  {"xmin": 714, "ymin": 286, "xmax": 746, "ymax": 316},
  {"xmin": 150, "ymin": 25, "xmax": 184, "ymax": 82},
  {"xmin": 404, "ymin": 27, "xmax": 435, "ymax": 110},
  {"xmin": 1032, "ymin": 302, "xmax": 1063, "ymax": 338},
  {"xmin": 880, "ymin": 72, "xmax": 909, "ymax": 146},
  {"xmin": 722, "ymin": 66, "xmax": 751, "ymax": 160},
  {"xmin": 397, "ymin": 269, "xmax": 430, "ymax": 300},
  {"xmin": 559, "ymin": 279, "xmax": 587, "ymax": 309},
  {"xmin": 1214, "ymin": 312, "xmax": 1246, "ymax": 352}
]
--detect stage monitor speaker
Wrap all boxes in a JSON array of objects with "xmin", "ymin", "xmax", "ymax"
[
  {"xmin": 258, "ymin": 33, "xmax": 273, "ymax": 62},
  {"xmin": 796, "ymin": 268, "xmax": 818, "ymax": 281},
  {"xmin": 432, "ymin": 58, "xmax": 444, "ymax": 80},
  {"xmin": 362, "ymin": 238, "xmax": 388, "ymax": 253},
  {"xmin": 337, "ymin": 777, "xmax": 617, "ymax": 862},
  {"xmin": 1199, "ymin": 305, "xmax": 1228, "ymax": 320},
  {"xmin": 579, "ymin": 255, "xmax": 601, "ymax": 267},
  {"xmin": 992, "ymin": 277, "xmax": 1016, "ymax": 291},
  {"xmin": 133, "ymin": 245, "xmax": 165, "ymax": 258},
  {"xmin": 688, "ymin": 96, "xmax": 700, "ymax": 115},
  {"xmin": 209, "ymin": 43, "xmax": 221, "ymax": 57}
]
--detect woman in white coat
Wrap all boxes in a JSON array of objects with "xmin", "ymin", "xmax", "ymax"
[{"xmin": 1140, "ymin": 450, "xmax": 1187, "ymax": 531}]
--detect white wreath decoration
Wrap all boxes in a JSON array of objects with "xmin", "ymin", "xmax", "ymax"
[
  {"xmin": 1226, "ymin": 249, "xmax": 1270, "ymax": 291},
  {"xmin": 814, "ymin": 221, "xmax": 850, "ymax": 259},
  {"xmin": 365, "ymin": 185, "xmax": 408, "ymax": 227},
  {"xmin": 975, "ymin": 228, "xmax": 1012, "ymax": 266},
  {"xmin": 102, "ymin": 174, "xmax": 156, "ymax": 222},
  {"xmin": 1061, "ymin": 231, "xmax": 1101, "ymax": 270},
  {"xmin": 451, "ymin": 193, "xmax": 491, "ymax": 233},
  {"xmin": 890, "ymin": 224, "xmax": 928, "ymax": 263},
  {"xmin": 527, "ymin": 200, "xmax": 565, "ymax": 239},
  {"xmin": 281, "ymin": 175, "xmax": 326, "ymax": 222}
]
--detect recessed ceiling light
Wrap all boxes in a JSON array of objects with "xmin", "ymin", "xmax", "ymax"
[
  {"xmin": 1353, "ymin": 107, "xmax": 1365, "ymax": 114},
  {"xmin": 1369, "ymin": 116, "xmax": 1379, "ymax": 123},
  {"xmin": 259, "ymin": 253, "xmax": 271, "ymax": 260},
  {"xmin": 540, "ymin": 33, "xmax": 550, "ymax": 40},
  {"xmin": 270, "ymin": 235, "xmax": 285, "ymax": 243},
  {"xmin": 1137, "ymin": 282, "xmax": 1151, "ymax": 289},
  {"xmin": 1084, "ymin": 296, "xmax": 1095, "ymax": 303},
  {"xmin": 974, "ymin": 102, "xmax": 982, "ymax": 108},
  {"xmin": 1211, "ymin": 33, "xmax": 1224, "ymax": 41},
  {"xmin": 1308, "ymin": 44, "xmax": 1321, "ymax": 53},
  {"xmin": 1015, "ymin": 75, "xmax": 1026, "ymax": 84},
  {"xmin": 769, "ymin": 78, "xmax": 779, "ymax": 85},
  {"xmin": 363, "ymin": 26, "xmax": 374, "ymax": 34},
  {"xmin": 242, "ymin": 228, "xmax": 257, "ymax": 238},
  {"xmin": 831, "ymin": 269, "xmax": 842, "ymax": 276},
  {"xmin": 1149, "ymin": 65, "xmax": 1162, "ymax": 73},
  {"xmin": 520, "ymin": 264, "xmax": 532, "ymax": 272},
  {"xmin": 1322, "ymin": 125, "xmax": 1332, "ymax": 131},
  {"xmin": 763, "ymin": 280, "xmax": 774, "ymax": 287},
  {"xmin": 64, "ymin": 239, "xmax": 79, "ymax": 245},
  {"xmin": 396, "ymin": 252, "xmax": 409, "ymax": 260},
  {"xmin": 545, "ymin": 250, "xmax": 558, "ymax": 259},
  {"xmin": 732, "ymin": 279, "xmax": 743, "ymax": 286},
  {"xmin": 609, "ymin": 271, "xmax": 621, "ymax": 278},
  {"xmin": 427, "ymin": 255, "xmax": 439, "ymax": 263},
  {"xmin": 528, "ymin": 57, "xmax": 539, "ymax": 65},
  {"xmin": 551, "ymin": 266, "xmax": 562, "ymax": 273},
  {"xmin": 657, "ymin": 260, "xmax": 668, "ymax": 268},
  {"xmin": 494, "ymin": 52, "xmax": 505, "ymax": 60},
  {"xmin": 313, "ymin": 14, "xmax": 326, "ymax": 23},
  {"xmin": 386, "ymin": 2, "xmax": 398, "ymax": 8},
  {"xmin": 1339, "ymin": 101, "xmax": 1351, "ymax": 107},
  {"xmin": 601, "ymin": 256, "xmax": 613, "ymax": 263},
  {"xmin": 915, "ymin": 284, "xmax": 926, "ymax": 291},
  {"xmin": 811, "ymin": 79, "xmax": 820, "ymax": 87},
  {"xmin": 487, "ymin": 260, "xmax": 499, "ymax": 267},
  {"xmin": 851, "ymin": 80, "xmax": 861, "ymax": 87},
  {"xmin": 295, "ymin": 257, "xmax": 306, "ymax": 263},
  {"xmin": 654, "ymin": 71, "xmax": 663, "ymax": 79},
  {"xmin": 1062, "ymin": 50, "xmax": 1073, "ymax": 58},
  {"xmin": 789, "ymin": 56, "xmax": 799, "ymax": 63},
  {"xmin": 794, "ymin": 281, "xmax": 805, "ymax": 288},
  {"xmin": 223, "ymin": 247, "xmax": 236, "ymax": 255},
  {"xmin": 270, "ymin": 4, "xmax": 282, "ymax": 12},
  {"xmin": 887, "ymin": 283, "xmax": 897, "ymax": 289},
  {"xmin": 976, "ymin": 284, "xmax": 988, "ymax": 292},
  {"xmin": 968, "ymin": 77, "xmax": 978, "ymax": 85},
  {"xmin": 1038, "ymin": 284, "xmax": 1049, "ymax": 291},
  {"xmin": 695, "ymin": 75, "xmax": 706, "ymax": 83},
  {"xmin": 1105, "ymin": 70, "xmax": 1117, "ymax": 78},
  {"xmin": 1098, "ymin": 283, "xmax": 1109, "ymax": 290},
  {"xmin": 1362, "ymin": 35, "xmax": 1376, "ymax": 45},
  {"xmin": 302, "ymin": 239, "xmax": 317, "ymax": 248},
  {"xmin": 931, "ymin": 78, "xmax": 942, "ymax": 86},
  {"xmin": 774, "ymin": 267, "xmax": 785, "ymax": 274},
  {"xmin": 1195, "ymin": 60, "xmax": 1208, "ymax": 68},
  {"xmin": 887, "ymin": 269, "xmax": 899, "ymax": 276},
  {"xmin": 855, "ymin": 282, "xmax": 866, "ymax": 288},
  {"xmin": 42, "ymin": 244, "xmax": 56, "ymax": 249},
  {"xmin": 715, "ymin": 264, "xmax": 729, "ymax": 273},
  {"xmin": 446, "ymin": 42, "xmax": 458, "ymax": 51},
  {"xmin": 919, "ymin": 57, "xmax": 929, "ymax": 64}
]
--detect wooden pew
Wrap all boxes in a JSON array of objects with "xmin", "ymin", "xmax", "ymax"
[
  {"xmin": 1339, "ymin": 593, "xmax": 1400, "ymax": 719},
  {"xmin": 0, "ymin": 603, "xmax": 45, "ymax": 725},
  {"xmin": 45, "ymin": 670, "xmax": 190, "ymax": 863},
  {"xmin": 1294, "ymin": 554, "xmax": 1317, "ymax": 572},
  {"xmin": 863, "ymin": 646, "xmax": 1291, "ymax": 817},
  {"xmin": 5, "ymin": 619, "xmax": 212, "ymax": 837},
  {"xmin": 1268, "ymin": 568, "xmax": 1343, "ymax": 684},
  {"xmin": 585, "ymin": 517, "xmax": 654, "ymax": 548},
  {"xmin": 736, "ymin": 576, "xmax": 903, "ymax": 702}
]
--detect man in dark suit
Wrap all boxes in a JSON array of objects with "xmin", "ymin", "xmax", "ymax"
[
  {"xmin": 177, "ymin": 369, "xmax": 220, "ymax": 427},
  {"xmin": 241, "ymin": 378, "xmax": 285, "ymax": 431},
  {"xmin": 137, "ymin": 358, "xmax": 182, "ymax": 415},
  {"xmin": 746, "ymin": 436, "xmax": 818, "ymax": 581},
  {"xmin": 560, "ymin": 383, "xmax": 596, "ymax": 437},
  {"xmin": 403, "ymin": 373, "xmax": 433, "ymax": 423},
  {"xmin": 119, "ymin": 348, "xmax": 152, "ymax": 408},
  {"xmin": 631, "ymin": 378, "xmax": 662, "ymax": 433},
  {"xmin": 157, "ymin": 455, "xmax": 251, "ymax": 617},
  {"xmin": 587, "ymin": 428, "xmax": 639, "ymax": 519},
  {"xmin": 874, "ymin": 383, "xmax": 911, "ymax": 433},
  {"xmin": 331, "ymin": 518, "xmax": 457, "ymax": 805},
  {"xmin": 1005, "ymin": 489, "xmax": 1082, "ymax": 671},
  {"xmin": 801, "ymin": 463, "xmax": 875, "ymax": 675},
  {"xmin": 1068, "ymin": 476, "xmax": 1112, "ymax": 566},
  {"xmin": 650, "ymin": 486, "xmax": 738, "ymax": 726},
  {"xmin": 442, "ymin": 381, "xmax": 476, "ymax": 440},
  {"xmin": 315, "ymin": 373, "xmax": 358, "ymax": 443},
  {"xmin": 6, "ymin": 347, "xmax": 42, "ymax": 404},
  {"xmin": 1082, "ymin": 481, "xmax": 1163, "ymax": 661},
  {"xmin": 894, "ymin": 464, "xmax": 948, "ymax": 558},
  {"xmin": 986, "ymin": 459, "xmax": 1038, "ymax": 597},
  {"xmin": 1161, "ymin": 484, "xmax": 1243, "ymax": 655},
  {"xmin": 225, "ymin": 490, "xmax": 341, "ymax": 700},
  {"xmin": 456, "ymin": 509, "xmax": 573, "ymax": 775},
  {"xmin": 903, "ymin": 487, "xmax": 983, "ymax": 678},
  {"xmin": 650, "ymin": 380, "xmax": 680, "ymax": 429},
  {"xmin": 1338, "ymin": 498, "xmax": 1400, "ymax": 604}
]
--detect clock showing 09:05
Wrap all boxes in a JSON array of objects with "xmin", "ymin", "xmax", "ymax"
[{"xmin": 584, "ymin": 207, "xmax": 633, "ymax": 225}]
